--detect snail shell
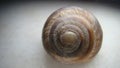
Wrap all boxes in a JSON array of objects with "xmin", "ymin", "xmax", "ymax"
[{"xmin": 42, "ymin": 6, "xmax": 103, "ymax": 64}]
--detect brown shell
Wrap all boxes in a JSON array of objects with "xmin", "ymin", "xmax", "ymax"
[{"xmin": 42, "ymin": 6, "xmax": 103, "ymax": 64}]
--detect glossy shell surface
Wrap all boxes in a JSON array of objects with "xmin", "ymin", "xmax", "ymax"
[{"xmin": 42, "ymin": 7, "xmax": 103, "ymax": 64}]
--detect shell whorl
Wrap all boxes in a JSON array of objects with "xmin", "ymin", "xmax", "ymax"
[{"xmin": 42, "ymin": 7, "xmax": 103, "ymax": 64}]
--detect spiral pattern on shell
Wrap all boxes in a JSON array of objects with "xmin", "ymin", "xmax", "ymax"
[{"xmin": 42, "ymin": 7, "xmax": 103, "ymax": 64}]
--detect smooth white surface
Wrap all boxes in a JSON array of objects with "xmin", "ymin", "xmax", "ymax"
[{"xmin": 0, "ymin": 2, "xmax": 120, "ymax": 68}]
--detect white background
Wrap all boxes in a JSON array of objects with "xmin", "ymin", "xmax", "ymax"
[{"xmin": 0, "ymin": 1, "xmax": 120, "ymax": 68}]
